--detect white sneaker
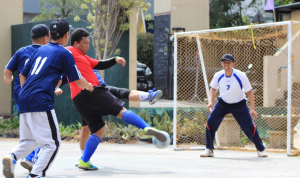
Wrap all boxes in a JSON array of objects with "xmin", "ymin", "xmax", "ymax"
[
  {"xmin": 200, "ymin": 148, "xmax": 214, "ymax": 157},
  {"xmin": 20, "ymin": 158, "xmax": 34, "ymax": 172},
  {"xmin": 258, "ymin": 150, "xmax": 268, "ymax": 157},
  {"xmin": 2, "ymin": 154, "xmax": 17, "ymax": 178}
]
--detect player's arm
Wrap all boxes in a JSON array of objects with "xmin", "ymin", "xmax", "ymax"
[
  {"xmin": 247, "ymin": 89, "xmax": 257, "ymax": 120},
  {"xmin": 74, "ymin": 78, "xmax": 93, "ymax": 91},
  {"xmin": 20, "ymin": 74, "xmax": 26, "ymax": 88},
  {"xmin": 4, "ymin": 50, "xmax": 20, "ymax": 84},
  {"xmin": 55, "ymin": 79, "xmax": 63, "ymax": 96},
  {"xmin": 207, "ymin": 73, "xmax": 219, "ymax": 113},
  {"xmin": 92, "ymin": 56, "xmax": 126, "ymax": 70},
  {"xmin": 4, "ymin": 69, "xmax": 13, "ymax": 84},
  {"xmin": 207, "ymin": 88, "xmax": 218, "ymax": 113},
  {"xmin": 62, "ymin": 53, "xmax": 93, "ymax": 91},
  {"xmin": 244, "ymin": 74, "xmax": 257, "ymax": 120}
]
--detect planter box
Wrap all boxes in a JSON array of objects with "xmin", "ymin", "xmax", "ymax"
[{"xmin": 217, "ymin": 117, "xmax": 241, "ymax": 146}]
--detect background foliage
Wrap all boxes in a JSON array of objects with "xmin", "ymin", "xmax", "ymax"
[{"xmin": 137, "ymin": 33, "xmax": 154, "ymax": 72}]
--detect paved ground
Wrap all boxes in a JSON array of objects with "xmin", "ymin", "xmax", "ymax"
[{"xmin": 0, "ymin": 139, "xmax": 300, "ymax": 178}]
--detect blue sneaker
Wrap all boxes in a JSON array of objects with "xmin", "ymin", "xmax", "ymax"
[
  {"xmin": 27, "ymin": 175, "xmax": 43, "ymax": 178},
  {"xmin": 148, "ymin": 88, "xmax": 163, "ymax": 105},
  {"xmin": 2, "ymin": 154, "xmax": 16, "ymax": 178}
]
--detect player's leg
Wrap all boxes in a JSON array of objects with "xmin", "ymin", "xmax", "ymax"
[
  {"xmin": 231, "ymin": 104, "xmax": 267, "ymax": 157},
  {"xmin": 78, "ymin": 122, "xmax": 104, "ymax": 170},
  {"xmin": 28, "ymin": 110, "xmax": 61, "ymax": 177},
  {"xmin": 105, "ymin": 86, "xmax": 166, "ymax": 140},
  {"xmin": 200, "ymin": 100, "xmax": 229, "ymax": 157},
  {"xmin": 106, "ymin": 85, "xmax": 163, "ymax": 105},
  {"xmin": 79, "ymin": 117, "xmax": 90, "ymax": 154},
  {"xmin": 75, "ymin": 116, "xmax": 98, "ymax": 170},
  {"xmin": 99, "ymin": 88, "xmax": 167, "ymax": 142},
  {"xmin": 73, "ymin": 87, "xmax": 166, "ymax": 170},
  {"xmin": 3, "ymin": 113, "xmax": 38, "ymax": 178},
  {"xmin": 116, "ymin": 107, "xmax": 168, "ymax": 142},
  {"xmin": 13, "ymin": 87, "xmax": 41, "ymax": 172},
  {"xmin": 21, "ymin": 147, "xmax": 41, "ymax": 172}
]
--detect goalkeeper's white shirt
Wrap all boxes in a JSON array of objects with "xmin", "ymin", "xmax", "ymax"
[{"xmin": 210, "ymin": 68, "xmax": 252, "ymax": 104}]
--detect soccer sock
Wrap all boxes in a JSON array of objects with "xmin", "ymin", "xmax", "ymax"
[
  {"xmin": 139, "ymin": 93, "xmax": 149, "ymax": 100},
  {"xmin": 81, "ymin": 150, "xmax": 84, "ymax": 156},
  {"xmin": 82, "ymin": 134, "xmax": 101, "ymax": 163},
  {"xmin": 122, "ymin": 110, "xmax": 151, "ymax": 129}
]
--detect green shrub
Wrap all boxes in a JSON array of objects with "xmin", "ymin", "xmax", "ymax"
[{"xmin": 137, "ymin": 33, "xmax": 154, "ymax": 72}]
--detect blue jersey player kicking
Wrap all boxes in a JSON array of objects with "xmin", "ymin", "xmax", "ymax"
[
  {"xmin": 4, "ymin": 24, "xmax": 50, "ymax": 172},
  {"xmin": 200, "ymin": 54, "xmax": 268, "ymax": 158},
  {"xmin": 2, "ymin": 19, "xmax": 93, "ymax": 178}
]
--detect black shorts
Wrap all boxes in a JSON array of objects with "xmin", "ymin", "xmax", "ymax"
[{"xmin": 73, "ymin": 86, "xmax": 124, "ymax": 134}]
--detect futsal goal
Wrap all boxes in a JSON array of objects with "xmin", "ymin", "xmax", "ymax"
[{"xmin": 173, "ymin": 21, "xmax": 300, "ymax": 156}]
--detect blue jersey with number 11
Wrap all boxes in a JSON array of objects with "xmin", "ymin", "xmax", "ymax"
[{"xmin": 19, "ymin": 42, "xmax": 82, "ymax": 113}]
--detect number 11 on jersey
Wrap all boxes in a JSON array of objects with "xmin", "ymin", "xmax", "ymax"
[{"xmin": 31, "ymin": 57, "xmax": 48, "ymax": 75}]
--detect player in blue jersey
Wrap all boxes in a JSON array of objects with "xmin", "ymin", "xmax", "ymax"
[
  {"xmin": 2, "ymin": 19, "xmax": 93, "ymax": 178},
  {"xmin": 4, "ymin": 24, "xmax": 50, "ymax": 172},
  {"xmin": 200, "ymin": 54, "xmax": 267, "ymax": 158}
]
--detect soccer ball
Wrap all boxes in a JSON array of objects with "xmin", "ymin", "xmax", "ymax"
[{"xmin": 152, "ymin": 131, "xmax": 171, "ymax": 149}]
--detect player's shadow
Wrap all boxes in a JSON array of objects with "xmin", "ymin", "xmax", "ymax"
[
  {"xmin": 44, "ymin": 166, "xmax": 176, "ymax": 177},
  {"xmin": 212, "ymin": 157, "xmax": 270, "ymax": 162}
]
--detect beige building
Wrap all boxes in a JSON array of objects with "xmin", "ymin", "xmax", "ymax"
[
  {"xmin": 264, "ymin": 2, "xmax": 300, "ymax": 22},
  {"xmin": 0, "ymin": 0, "xmax": 23, "ymax": 115},
  {"xmin": 154, "ymin": 0, "xmax": 209, "ymax": 32},
  {"xmin": 153, "ymin": 0, "xmax": 209, "ymax": 98}
]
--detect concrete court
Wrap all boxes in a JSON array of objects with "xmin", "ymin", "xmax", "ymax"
[{"xmin": 0, "ymin": 139, "xmax": 300, "ymax": 178}]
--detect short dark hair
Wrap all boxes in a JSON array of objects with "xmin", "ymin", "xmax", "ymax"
[{"xmin": 71, "ymin": 28, "xmax": 90, "ymax": 45}]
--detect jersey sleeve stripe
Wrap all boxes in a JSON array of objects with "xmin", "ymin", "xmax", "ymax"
[
  {"xmin": 74, "ymin": 65, "xmax": 82, "ymax": 79},
  {"xmin": 218, "ymin": 74, "xmax": 225, "ymax": 83},
  {"xmin": 233, "ymin": 73, "xmax": 243, "ymax": 90}
]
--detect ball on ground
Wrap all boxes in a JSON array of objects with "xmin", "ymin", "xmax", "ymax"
[{"xmin": 152, "ymin": 131, "xmax": 171, "ymax": 149}]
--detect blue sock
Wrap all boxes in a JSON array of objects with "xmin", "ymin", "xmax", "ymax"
[
  {"xmin": 122, "ymin": 110, "xmax": 151, "ymax": 129},
  {"xmin": 82, "ymin": 134, "xmax": 101, "ymax": 163},
  {"xmin": 25, "ymin": 147, "xmax": 40, "ymax": 163}
]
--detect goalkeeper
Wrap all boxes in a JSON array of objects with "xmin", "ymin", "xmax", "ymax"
[{"xmin": 200, "ymin": 54, "xmax": 267, "ymax": 158}]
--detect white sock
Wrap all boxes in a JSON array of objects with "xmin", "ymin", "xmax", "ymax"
[
  {"xmin": 139, "ymin": 93, "xmax": 149, "ymax": 100},
  {"xmin": 81, "ymin": 150, "xmax": 84, "ymax": 156}
]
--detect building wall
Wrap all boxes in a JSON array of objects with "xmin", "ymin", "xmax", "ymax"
[
  {"xmin": 291, "ymin": 10, "xmax": 300, "ymax": 21},
  {"xmin": 0, "ymin": 0, "xmax": 23, "ymax": 115},
  {"xmin": 154, "ymin": 0, "xmax": 171, "ymax": 14},
  {"xmin": 23, "ymin": 13, "xmax": 39, "ymax": 23},
  {"xmin": 263, "ymin": 36, "xmax": 300, "ymax": 107},
  {"xmin": 153, "ymin": 14, "xmax": 171, "ymax": 98},
  {"xmin": 171, "ymin": 0, "xmax": 209, "ymax": 32},
  {"xmin": 282, "ymin": 14, "xmax": 291, "ymax": 21},
  {"xmin": 153, "ymin": 0, "xmax": 209, "ymax": 98}
]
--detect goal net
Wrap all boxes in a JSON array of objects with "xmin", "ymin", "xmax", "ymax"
[{"xmin": 173, "ymin": 21, "xmax": 300, "ymax": 155}]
